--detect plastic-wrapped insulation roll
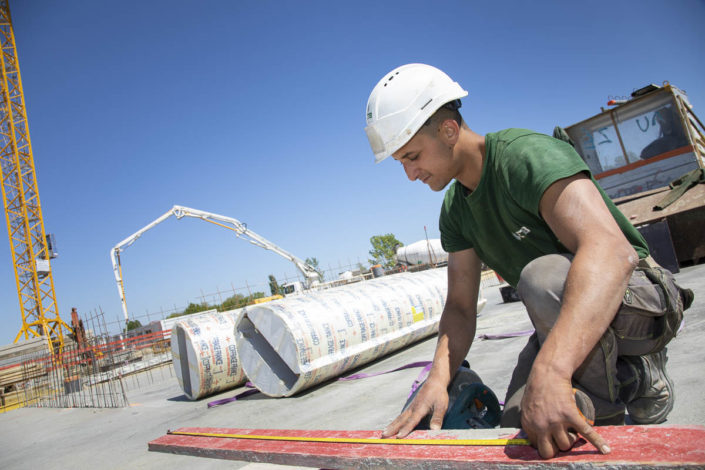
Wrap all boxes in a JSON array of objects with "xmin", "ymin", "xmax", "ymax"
[
  {"xmin": 236, "ymin": 268, "xmax": 463, "ymax": 397},
  {"xmin": 396, "ymin": 239, "xmax": 448, "ymax": 266},
  {"xmin": 171, "ymin": 308, "xmax": 246, "ymax": 400}
]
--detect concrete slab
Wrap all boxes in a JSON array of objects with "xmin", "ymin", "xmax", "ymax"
[{"xmin": 0, "ymin": 264, "xmax": 703, "ymax": 469}]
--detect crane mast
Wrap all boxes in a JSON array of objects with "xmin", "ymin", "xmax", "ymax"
[{"xmin": 0, "ymin": 0, "xmax": 70, "ymax": 350}]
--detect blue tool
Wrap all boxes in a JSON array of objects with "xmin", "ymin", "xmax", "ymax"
[
  {"xmin": 442, "ymin": 382, "xmax": 502, "ymax": 429},
  {"xmin": 403, "ymin": 364, "xmax": 503, "ymax": 430}
]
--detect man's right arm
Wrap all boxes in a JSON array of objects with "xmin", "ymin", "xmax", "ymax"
[{"xmin": 382, "ymin": 248, "xmax": 482, "ymax": 438}]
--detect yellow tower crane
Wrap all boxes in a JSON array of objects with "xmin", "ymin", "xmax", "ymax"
[{"xmin": 0, "ymin": 0, "xmax": 70, "ymax": 351}]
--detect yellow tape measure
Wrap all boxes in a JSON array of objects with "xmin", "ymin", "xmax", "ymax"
[{"xmin": 168, "ymin": 430, "xmax": 531, "ymax": 446}]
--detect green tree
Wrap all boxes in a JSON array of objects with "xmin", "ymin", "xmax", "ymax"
[
  {"xmin": 166, "ymin": 303, "xmax": 200, "ymax": 319},
  {"xmin": 220, "ymin": 293, "xmax": 246, "ymax": 311},
  {"xmin": 268, "ymin": 274, "xmax": 282, "ymax": 296},
  {"xmin": 182, "ymin": 302, "xmax": 211, "ymax": 316},
  {"xmin": 305, "ymin": 257, "xmax": 325, "ymax": 282},
  {"xmin": 369, "ymin": 234, "xmax": 403, "ymax": 269},
  {"xmin": 125, "ymin": 319, "xmax": 142, "ymax": 331},
  {"xmin": 219, "ymin": 292, "xmax": 266, "ymax": 310}
]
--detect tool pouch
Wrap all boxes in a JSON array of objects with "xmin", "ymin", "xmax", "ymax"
[
  {"xmin": 639, "ymin": 266, "xmax": 689, "ymax": 353},
  {"xmin": 614, "ymin": 263, "xmax": 690, "ymax": 355}
]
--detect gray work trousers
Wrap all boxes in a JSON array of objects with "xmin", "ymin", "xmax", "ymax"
[{"xmin": 500, "ymin": 254, "xmax": 683, "ymax": 426}]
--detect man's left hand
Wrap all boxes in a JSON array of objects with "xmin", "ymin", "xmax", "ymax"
[{"xmin": 520, "ymin": 369, "xmax": 611, "ymax": 459}]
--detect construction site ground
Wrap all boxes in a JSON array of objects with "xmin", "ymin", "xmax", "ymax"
[{"xmin": 0, "ymin": 263, "xmax": 703, "ymax": 469}]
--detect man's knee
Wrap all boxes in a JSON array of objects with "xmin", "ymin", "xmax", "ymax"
[
  {"xmin": 517, "ymin": 254, "xmax": 571, "ymax": 333},
  {"xmin": 517, "ymin": 254, "xmax": 571, "ymax": 298}
]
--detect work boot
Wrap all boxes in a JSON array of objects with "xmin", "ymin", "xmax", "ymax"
[
  {"xmin": 622, "ymin": 348, "xmax": 674, "ymax": 424},
  {"xmin": 680, "ymin": 286, "xmax": 694, "ymax": 311}
]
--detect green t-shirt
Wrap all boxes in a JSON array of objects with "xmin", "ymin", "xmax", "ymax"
[{"xmin": 439, "ymin": 128, "xmax": 649, "ymax": 287}]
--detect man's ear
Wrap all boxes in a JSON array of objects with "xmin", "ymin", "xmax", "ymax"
[{"xmin": 440, "ymin": 118, "xmax": 460, "ymax": 145}]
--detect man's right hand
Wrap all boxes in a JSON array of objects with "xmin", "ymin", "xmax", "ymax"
[
  {"xmin": 382, "ymin": 249, "xmax": 481, "ymax": 439},
  {"xmin": 381, "ymin": 378, "xmax": 449, "ymax": 438}
]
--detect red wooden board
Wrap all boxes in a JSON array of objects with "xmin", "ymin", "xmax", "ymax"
[{"xmin": 149, "ymin": 425, "xmax": 705, "ymax": 469}]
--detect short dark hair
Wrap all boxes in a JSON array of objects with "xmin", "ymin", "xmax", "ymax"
[{"xmin": 422, "ymin": 99, "xmax": 463, "ymax": 130}]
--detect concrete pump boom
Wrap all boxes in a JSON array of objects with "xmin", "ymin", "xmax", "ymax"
[{"xmin": 110, "ymin": 205, "xmax": 320, "ymax": 323}]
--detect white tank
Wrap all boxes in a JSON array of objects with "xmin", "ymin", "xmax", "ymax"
[
  {"xmin": 396, "ymin": 239, "xmax": 448, "ymax": 266},
  {"xmin": 235, "ymin": 268, "xmax": 449, "ymax": 397},
  {"xmin": 171, "ymin": 308, "xmax": 247, "ymax": 400}
]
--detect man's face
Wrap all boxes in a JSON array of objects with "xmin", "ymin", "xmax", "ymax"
[{"xmin": 392, "ymin": 127, "xmax": 457, "ymax": 192}]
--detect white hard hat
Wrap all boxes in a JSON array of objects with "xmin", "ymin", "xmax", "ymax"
[{"xmin": 364, "ymin": 63, "xmax": 468, "ymax": 163}]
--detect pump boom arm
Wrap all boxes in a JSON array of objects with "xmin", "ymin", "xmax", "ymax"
[{"xmin": 110, "ymin": 205, "xmax": 320, "ymax": 323}]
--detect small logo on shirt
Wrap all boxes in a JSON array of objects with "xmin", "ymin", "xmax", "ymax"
[{"xmin": 513, "ymin": 226, "xmax": 531, "ymax": 241}]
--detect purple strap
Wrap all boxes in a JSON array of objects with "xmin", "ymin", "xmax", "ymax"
[
  {"xmin": 207, "ymin": 382, "xmax": 259, "ymax": 408},
  {"xmin": 408, "ymin": 362, "xmax": 433, "ymax": 398},
  {"xmin": 477, "ymin": 329, "xmax": 534, "ymax": 340},
  {"xmin": 207, "ymin": 362, "xmax": 436, "ymax": 408},
  {"xmin": 338, "ymin": 361, "xmax": 432, "ymax": 381}
]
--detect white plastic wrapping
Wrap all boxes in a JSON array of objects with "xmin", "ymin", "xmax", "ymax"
[
  {"xmin": 236, "ymin": 268, "xmax": 465, "ymax": 397},
  {"xmin": 171, "ymin": 308, "xmax": 246, "ymax": 400},
  {"xmin": 396, "ymin": 239, "xmax": 448, "ymax": 266}
]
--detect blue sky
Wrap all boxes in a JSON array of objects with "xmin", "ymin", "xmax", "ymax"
[{"xmin": 2, "ymin": 1, "xmax": 703, "ymax": 344}]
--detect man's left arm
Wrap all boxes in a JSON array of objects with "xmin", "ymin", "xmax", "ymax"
[{"xmin": 521, "ymin": 172, "xmax": 638, "ymax": 459}]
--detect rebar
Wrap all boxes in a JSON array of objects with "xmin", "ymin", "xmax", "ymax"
[{"xmin": 8, "ymin": 308, "xmax": 134, "ymax": 409}]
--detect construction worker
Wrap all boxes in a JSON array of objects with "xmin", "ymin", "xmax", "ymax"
[{"xmin": 364, "ymin": 63, "xmax": 693, "ymax": 459}]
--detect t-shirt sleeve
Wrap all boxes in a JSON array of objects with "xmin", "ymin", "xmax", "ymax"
[
  {"xmin": 439, "ymin": 186, "xmax": 473, "ymax": 253},
  {"xmin": 500, "ymin": 135, "xmax": 591, "ymax": 216}
]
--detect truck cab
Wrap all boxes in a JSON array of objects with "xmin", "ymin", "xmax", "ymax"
[
  {"xmin": 282, "ymin": 281, "xmax": 304, "ymax": 296},
  {"xmin": 564, "ymin": 83, "xmax": 703, "ymax": 199},
  {"xmin": 563, "ymin": 83, "xmax": 705, "ymax": 268}
]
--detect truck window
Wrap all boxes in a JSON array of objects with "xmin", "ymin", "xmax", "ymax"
[
  {"xmin": 283, "ymin": 284, "xmax": 295, "ymax": 295},
  {"xmin": 613, "ymin": 94, "xmax": 688, "ymax": 161},
  {"xmin": 570, "ymin": 115, "xmax": 623, "ymax": 174},
  {"xmin": 567, "ymin": 91, "xmax": 688, "ymax": 175}
]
